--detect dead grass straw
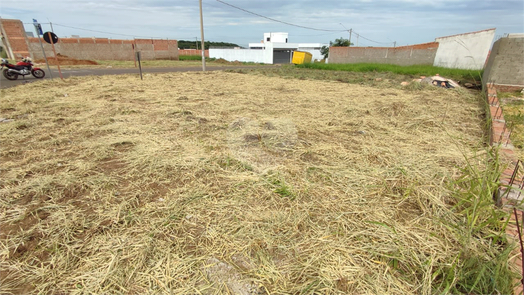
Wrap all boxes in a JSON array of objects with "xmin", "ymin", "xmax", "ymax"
[{"xmin": 0, "ymin": 71, "xmax": 512, "ymax": 294}]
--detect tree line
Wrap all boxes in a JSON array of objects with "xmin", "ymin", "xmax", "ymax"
[{"xmin": 178, "ymin": 40, "xmax": 240, "ymax": 50}]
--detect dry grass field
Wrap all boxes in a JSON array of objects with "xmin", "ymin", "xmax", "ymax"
[{"xmin": 0, "ymin": 71, "xmax": 515, "ymax": 294}]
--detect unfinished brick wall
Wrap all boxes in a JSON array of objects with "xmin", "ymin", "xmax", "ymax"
[
  {"xmin": 483, "ymin": 34, "xmax": 524, "ymax": 88},
  {"xmin": 329, "ymin": 42, "xmax": 439, "ymax": 65},
  {"xmin": 26, "ymin": 37, "xmax": 178, "ymax": 61},
  {"xmin": 0, "ymin": 19, "xmax": 30, "ymax": 59},
  {"xmin": 1, "ymin": 18, "xmax": 178, "ymax": 61},
  {"xmin": 179, "ymin": 49, "xmax": 209, "ymax": 57}
]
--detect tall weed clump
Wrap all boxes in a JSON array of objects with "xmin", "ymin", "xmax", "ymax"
[
  {"xmin": 297, "ymin": 63, "xmax": 482, "ymax": 84},
  {"xmin": 433, "ymin": 147, "xmax": 517, "ymax": 294}
]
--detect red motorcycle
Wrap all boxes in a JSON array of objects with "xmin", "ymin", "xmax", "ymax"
[{"xmin": 1, "ymin": 57, "xmax": 45, "ymax": 80}]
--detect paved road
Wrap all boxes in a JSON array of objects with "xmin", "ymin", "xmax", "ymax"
[{"xmin": 0, "ymin": 65, "xmax": 259, "ymax": 89}]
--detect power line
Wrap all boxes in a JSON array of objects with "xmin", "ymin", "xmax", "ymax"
[
  {"xmin": 215, "ymin": 0, "xmax": 344, "ymax": 32},
  {"xmin": 352, "ymin": 30, "xmax": 393, "ymax": 45},
  {"xmin": 30, "ymin": 22, "xmax": 235, "ymax": 43},
  {"xmin": 32, "ymin": 22, "xmax": 195, "ymax": 41},
  {"xmin": 215, "ymin": 0, "xmax": 394, "ymax": 45},
  {"xmin": 52, "ymin": 23, "xmax": 164, "ymax": 39},
  {"xmin": 30, "ymin": 15, "xmax": 393, "ymax": 47},
  {"xmin": 293, "ymin": 31, "xmax": 342, "ymax": 37}
]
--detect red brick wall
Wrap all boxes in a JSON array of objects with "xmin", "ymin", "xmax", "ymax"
[
  {"xmin": 2, "ymin": 18, "xmax": 178, "ymax": 61},
  {"xmin": 179, "ymin": 49, "xmax": 209, "ymax": 57},
  {"xmin": 135, "ymin": 39, "xmax": 153, "ymax": 44},
  {"xmin": 0, "ymin": 19, "xmax": 30, "ymax": 59},
  {"xmin": 329, "ymin": 42, "xmax": 439, "ymax": 65},
  {"xmin": 154, "ymin": 40, "xmax": 169, "ymax": 51},
  {"xmin": 26, "ymin": 37, "xmax": 179, "ymax": 61},
  {"xmin": 396, "ymin": 42, "xmax": 439, "ymax": 50},
  {"xmin": 79, "ymin": 38, "xmax": 95, "ymax": 44},
  {"xmin": 60, "ymin": 38, "xmax": 81, "ymax": 44}
]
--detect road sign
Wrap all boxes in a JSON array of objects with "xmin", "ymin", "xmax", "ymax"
[
  {"xmin": 43, "ymin": 32, "xmax": 59, "ymax": 44},
  {"xmin": 44, "ymin": 32, "xmax": 63, "ymax": 80},
  {"xmin": 33, "ymin": 19, "xmax": 43, "ymax": 36}
]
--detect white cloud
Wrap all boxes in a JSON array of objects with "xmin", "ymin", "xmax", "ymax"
[{"xmin": 1, "ymin": 0, "xmax": 522, "ymax": 45}]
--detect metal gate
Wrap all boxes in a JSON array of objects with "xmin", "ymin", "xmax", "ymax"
[{"xmin": 273, "ymin": 50, "xmax": 292, "ymax": 64}]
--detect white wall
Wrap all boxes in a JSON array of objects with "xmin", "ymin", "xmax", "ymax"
[
  {"xmin": 264, "ymin": 43, "xmax": 274, "ymax": 63},
  {"xmin": 264, "ymin": 32, "xmax": 288, "ymax": 43},
  {"xmin": 211, "ymin": 41, "xmax": 327, "ymax": 64},
  {"xmin": 297, "ymin": 43, "xmax": 326, "ymax": 61},
  {"xmin": 209, "ymin": 48, "xmax": 271, "ymax": 64},
  {"xmin": 297, "ymin": 49, "xmax": 323, "ymax": 61},
  {"xmin": 433, "ymin": 29, "xmax": 495, "ymax": 70}
]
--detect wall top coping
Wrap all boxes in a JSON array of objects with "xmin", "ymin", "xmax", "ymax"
[
  {"xmin": 435, "ymin": 28, "xmax": 496, "ymax": 41},
  {"xmin": 508, "ymin": 33, "xmax": 524, "ymax": 38}
]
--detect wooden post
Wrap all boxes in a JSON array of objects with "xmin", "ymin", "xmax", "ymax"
[
  {"xmin": 199, "ymin": 0, "xmax": 206, "ymax": 71},
  {"xmin": 136, "ymin": 51, "xmax": 143, "ymax": 80},
  {"xmin": 132, "ymin": 43, "xmax": 137, "ymax": 68},
  {"xmin": 47, "ymin": 32, "xmax": 63, "ymax": 80}
]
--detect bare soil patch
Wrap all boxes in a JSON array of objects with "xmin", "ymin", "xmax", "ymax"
[
  {"xmin": 0, "ymin": 71, "xmax": 501, "ymax": 294},
  {"xmin": 35, "ymin": 53, "xmax": 98, "ymax": 65}
]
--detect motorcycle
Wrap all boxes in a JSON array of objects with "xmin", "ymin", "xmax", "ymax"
[{"xmin": 1, "ymin": 58, "xmax": 45, "ymax": 80}]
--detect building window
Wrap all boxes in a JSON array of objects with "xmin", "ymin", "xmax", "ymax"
[
  {"xmin": 286, "ymin": 38, "xmax": 288, "ymax": 43},
  {"xmin": 266, "ymin": 37, "xmax": 270, "ymax": 41}
]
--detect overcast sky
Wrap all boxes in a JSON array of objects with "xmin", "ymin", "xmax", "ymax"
[{"xmin": 1, "ymin": 0, "xmax": 523, "ymax": 47}]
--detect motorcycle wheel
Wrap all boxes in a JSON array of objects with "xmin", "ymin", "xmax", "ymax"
[
  {"xmin": 32, "ymin": 69, "xmax": 45, "ymax": 79},
  {"xmin": 3, "ymin": 69, "xmax": 18, "ymax": 80}
]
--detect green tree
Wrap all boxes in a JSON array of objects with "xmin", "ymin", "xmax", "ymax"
[
  {"xmin": 320, "ymin": 46, "xmax": 329, "ymax": 59},
  {"xmin": 331, "ymin": 37, "xmax": 352, "ymax": 47},
  {"xmin": 177, "ymin": 40, "xmax": 240, "ymax": 50},
  {"xmin": 321, "ymin": 37, "xmax": 354, "ymax": 59}
]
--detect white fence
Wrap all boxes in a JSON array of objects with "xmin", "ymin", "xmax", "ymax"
[{"xmin": 209, "ymin": 48, "xmax": 268, "ymax": 64}]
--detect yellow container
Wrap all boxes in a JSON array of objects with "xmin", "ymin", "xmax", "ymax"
[{"xmin": 292, "ymin": 51, "xmax": 312, "ymax": 64}]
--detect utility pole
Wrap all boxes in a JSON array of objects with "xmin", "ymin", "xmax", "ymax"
[
  {"xmin": 48, "ymin": 19, "xmax": 54, "ymax": 33},
  {"xmin": 198, "ymin": 0, "xmax": 206, "ymax": 71},
  {"xmin": 393, "ymin": 41, "xmax": 396, "ymax": 47},
  {"xmin": 340, "ymin": 23, "xmax": 352, "ymax": 47},
  {"xmin": 195, "ymin": 37, "xmax": 198, "ymax": 50}
]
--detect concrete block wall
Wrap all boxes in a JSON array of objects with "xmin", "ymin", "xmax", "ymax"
[
  {"xmin": 27, "ymin": 37, "xmax": 178, "ymax": 61},
  {"xmin": 483, "ymin": 34, "xmax": 524, "ymax": 87},
  {"xmin": 328, "ymin": 42, "xmax": 439, "ymax": 65}
]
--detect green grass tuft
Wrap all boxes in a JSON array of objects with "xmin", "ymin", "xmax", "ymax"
[
  {"xmin": 297, "ymin": 63, "xmax": 482, "ymax": 84},
  {"xmin": 179, "ymin": 55, "xmax": 215, "ymax": 61}
]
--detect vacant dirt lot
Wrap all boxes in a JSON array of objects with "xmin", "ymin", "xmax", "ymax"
[{"xmin": 0, "ymin": 71, "xmax": 498, "ymax": 294}]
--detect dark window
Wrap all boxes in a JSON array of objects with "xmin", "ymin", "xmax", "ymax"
[
  {"xmin": 266, "ymin": 37, "xmax": 270, "ymax": 41},
  {"xmin": 286, "ymin": 38, "xmax": 288, "ymax": 43}
]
